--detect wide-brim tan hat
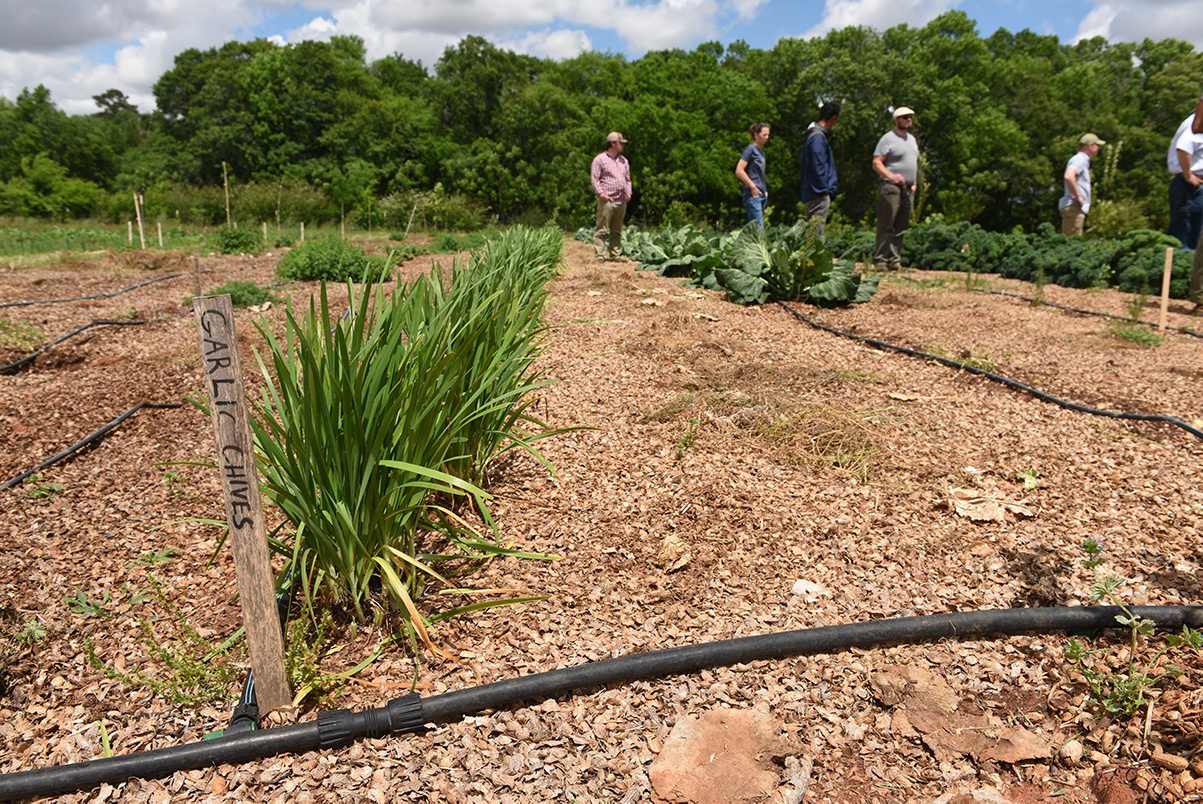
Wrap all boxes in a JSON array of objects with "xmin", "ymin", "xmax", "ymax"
[{"xmin": 893, "ymin": 106, "xmax": 915, "ymax": 119}]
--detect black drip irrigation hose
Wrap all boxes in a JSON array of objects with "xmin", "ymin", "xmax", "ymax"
[
  {"xmin": 0, "ymin": 605, "xmax": 1200, "ymax": 801},
  {"xmin": 211, "ymin": 574, "xmax": 299, "ymax": 740},
  {"xmin": 776, "ymin": 301, "xmax": 1203, "ymax": 440},
  {"xmin": 891, "ymin": 276, "xmax": 1203, "ymax": 341},
  {"xmin": 0, "ymin": 273, "xmax": 187, "ymax": 309},
  {"xmin": 2, "ymin": 278, "xmax": 294, "ymax": 376},
  {"xmin": 0, "ymin": 319, "xmax": 166, "ymax": 375},
  {"xmin": 0, "ymin": 402, "xmax": 183, "ymax": 492},
  {"xmin": 978, "ymin": 287, "xmax": 1203, "ymax": 341}
]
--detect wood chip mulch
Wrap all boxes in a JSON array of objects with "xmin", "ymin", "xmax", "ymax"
[{"xmin": 0, "ymin": 238, "xmax": 1201, "ymax": 803}]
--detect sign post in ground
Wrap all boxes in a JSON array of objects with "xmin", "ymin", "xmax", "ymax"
[{"xmin": 194, "ymin": 295, "xmax": 291, "ymax": 714}]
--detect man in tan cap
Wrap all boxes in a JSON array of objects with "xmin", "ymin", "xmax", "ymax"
[
  {"xmin": 871, "ymin": 106, "xmax": 920, "ymax": 271},
  {"xmin": 1058, "ymin": 133, "xmax": 1105, "ymax": 236},
  {"xmin": 591, "ymin": 131, "xmax": 633, "ymax": 261}
]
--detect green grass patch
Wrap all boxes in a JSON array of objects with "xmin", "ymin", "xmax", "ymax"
[{"xmin": 0, "ymin": 318, "xmax": 44, "ymax": 352}]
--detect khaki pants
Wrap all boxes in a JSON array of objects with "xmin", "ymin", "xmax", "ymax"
[
  {"xmin": 804, "ymin": 195, "xmax": 831, "ymax": 235},
  {"xmin": 873, "ymin": 182, "xmax": 912, "ymax": 269},
  {"xmin": 1060, "ymin": 203, "xmax": 1085, "ymax": 236},
  {"xmin": 594, "ymin": 198, "xmax": 627, "ymax": 258}
]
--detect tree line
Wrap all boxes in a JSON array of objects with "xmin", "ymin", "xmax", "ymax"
[{"xmin": 1, "ymin": 11, "xmax": 1200, "ymax": 235}]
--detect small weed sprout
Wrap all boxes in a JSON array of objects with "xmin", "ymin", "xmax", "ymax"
[
  {"xmin": 675, "ymin": 417, "xmax": 699, "ymax": 459},
  {"xmin": 1031, "ymin": 265, "xmax": 1047, "ymax": 306},
  {"xmin": 24, "ymin": 474, "xmax": 63, "ymax": 499},
  {"xmin": 1106, "ymin": 288, "xmax": 1163, "ymax": 346},
  {"xmin": 65, "ymin": 588, "xmax": 111, "ymax": 617},
  {"xmin": 1015, "ymin": 468, "xmax": 1039, "ymax": 490},
  {"xmin": 16, "ymin": 620, "xmax": 46, "ymax": 645},
  {"xmin": 1064, "ymin": 537, "xmax": 1201, "ymax": 717},
  {"xmin": 85, "ymin": 573, "xmax": 241, "ymax": 706},
  {"xmin": 160, "ymin": 469, "xmax": 199, "ymax": 500}
]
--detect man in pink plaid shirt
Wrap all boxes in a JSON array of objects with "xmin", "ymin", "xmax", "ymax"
[{"xmin": 591, "ymin": 131, "xmax": 633, "ymax": 262}]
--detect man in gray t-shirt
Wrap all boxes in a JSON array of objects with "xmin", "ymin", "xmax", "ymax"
[{"xmin": 871, "ymin": 107, "xmax": 920, "ymax": 271}]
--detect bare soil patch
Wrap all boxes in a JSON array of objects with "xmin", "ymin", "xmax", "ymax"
[{"xmin": 0, "ymin": 238, "xmax": 1201, "ymax": 802}]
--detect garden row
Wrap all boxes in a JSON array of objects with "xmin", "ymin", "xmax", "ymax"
[
  {"xmin": 893, "ymin": 220, "xmax": 1192, "ymax": 298},
  {"xmin": 604, "ymin": 219, "xmax": 1197, "ymax": 302}
]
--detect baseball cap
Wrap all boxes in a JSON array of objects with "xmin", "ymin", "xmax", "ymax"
[
  {"xmin": 1079, "ymin": 133, "xmax": 1106, "ymax": 145},
  {"xmin": 606, "ymin": 131, "xmax": 629, "ymax": 144},
  {"xmin": 893, "ymin": 107, "xmax": 915, "ymax": 119}
]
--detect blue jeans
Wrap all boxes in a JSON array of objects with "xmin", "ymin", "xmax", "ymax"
[
  {"xmin": 743, "ymin": 194, "xmax": 766, "ymax": 228},
  {"xmin": 1168, "ymin": 174, "xmax": 1203, "ymax": 249}
]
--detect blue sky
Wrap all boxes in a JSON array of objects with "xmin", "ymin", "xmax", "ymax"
[{"xmin": 0, "ymin": 0, "xmax": 1196, "ymax": 115}]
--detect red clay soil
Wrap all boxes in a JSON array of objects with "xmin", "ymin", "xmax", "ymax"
[{"xmin": 0, "ymin": 237, "xmax": 1201, "ymax": 803}]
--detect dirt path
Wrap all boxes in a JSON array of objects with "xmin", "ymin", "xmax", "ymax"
[{"xmin": 0, "ymin": 238, "xmax": 1201, "ymax": 802}]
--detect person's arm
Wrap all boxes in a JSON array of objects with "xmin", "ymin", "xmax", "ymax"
[
  {"xmin": 1178, "ymin": 149, "xmax": 1201, "ymax": 188},
  {"xmin": 1178, "ymin": 141, "xmax": 1202, "ymax": 188},
  {"xmin": 591, "ymin": 157, "xmax": 606, "ymax": 198},
  {"xmin": 872, "ymin": 154, "xmax": 905, "ymax": 186},
  {"xmin": 1063, "ymin": 164, "xmax": 1082, "ymax": 205},
  {"xmin": 735, "ymin": 158, "xmax": 761, "ymax": 197}
]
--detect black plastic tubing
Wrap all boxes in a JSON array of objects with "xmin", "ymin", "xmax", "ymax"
[
  {"xmin": 2, "ymin": 605, "xmax": 1200, "ymax": 800},
  {"xmin": 0, "ymin": 402, "xmax": 183, "ymax": 491},
  {"xmin": 776, "ymin": 301, "xmax": 1203, "ymax": 440}
]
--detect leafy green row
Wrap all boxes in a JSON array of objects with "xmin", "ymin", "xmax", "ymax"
[
  {"xmin": 251, "ymin": 226, "xmax": 563, "ymax": 648},
  {"xmin": 579, "ymin": 221, "xmax": 880, "ymax": 307},
  {"xmin": 872, "ymin": 218, "xmax": 1193, "ymax": 298}
]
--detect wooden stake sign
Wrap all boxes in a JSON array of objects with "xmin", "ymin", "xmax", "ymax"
[
  {"xmin": 195, "ymin": 295, "xmax": 291, "ymax": 713},
  {"xmin": 1159, "ymin": 246, "xmax": 1174, "ymax": 332}
]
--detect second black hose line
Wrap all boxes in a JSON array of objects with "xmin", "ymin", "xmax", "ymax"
[
  {"xmin": 891, "ymin": 274, "xmax": 1203, "ymax": 340},
  {"xmin": 776, "ymin": 301, "xmax": 1203, "ymax": 440},
  {"xmin": 1, "ymin": 605, "xmax": 1200, "ymax": 801},
  {"xmin": 0, "ymin": 318, "xmax": 166, "ymax": 375},
  {"xmin": 0, "ymin": 402, "xmax": 183, "ymax": 491},
  {"xmin": 0, "ymin": 272, "xmax": 187, "ymax": 309},
  {"xmin": 979, "ymin": 288, "xmax": 1203, "ymax": 340}
]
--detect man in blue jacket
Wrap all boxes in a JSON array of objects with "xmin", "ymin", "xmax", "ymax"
[{"xmin": 799, "ymin": 101, "xmax": 840, "ymax": 235}]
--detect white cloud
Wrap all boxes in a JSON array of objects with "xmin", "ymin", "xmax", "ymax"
[
  {"xmin": 727, "ymin": 0, "xmax": 771, "ymax": 23},
  {"xmin": 1074, "ymin": 1, "xmax": 1203, "ymax": 47},
  {"xmin": 274, "ymin": 0, "xmax": 759, "ymax": 68},
  {"xmin": 500, "ymin": 29, "xmax": 595, "ymax": 60},
  {"xmin": 0, "ymin": 0, "xmax": 268, "ymax": 114},
  {"xmin": 802, "ymin": 0, "xmax": 961, "ymax": 39},
  {"xmin": 1072, "ymin": 3, "xmax": 1120, "ymax": 42}
]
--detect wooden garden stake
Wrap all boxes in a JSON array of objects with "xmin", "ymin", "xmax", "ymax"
[
  {"xmin": 194, "ymin": 295, "xmax": 291, "ymax": 713},
  {"xmin": 1159, "ymin": 246, "xmax": 1173, "ymax": 332},
  {"xmin": 157, "ymin": 221, "xmax": 163, "ymax": 248},
  {"xmin": 223, "ymin": 161, "xmax": 232, "ymax": 228},
  {"xmin": 133, "ymin": 194, "xmax": 146, "ymax": 249}
]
